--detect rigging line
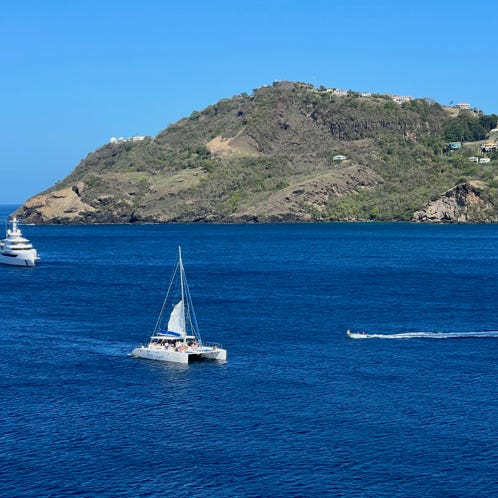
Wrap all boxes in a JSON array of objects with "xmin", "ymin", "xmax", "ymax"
[
  {"xmin": 152, "ymin": 260, "xmax": 180, "ymax": 336},
  {"xmin": 183, "ymin": 270, "xmax": 203, "ymax": 343}
]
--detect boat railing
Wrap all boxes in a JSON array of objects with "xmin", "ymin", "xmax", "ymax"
[{"xmin": 202, "ymin": 341, "xmax": 224, "ymax": 349}]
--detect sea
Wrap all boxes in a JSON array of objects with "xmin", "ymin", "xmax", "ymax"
[{"xmin": 1, "ymin": 204, "xmax": 498, "ymax": 497}]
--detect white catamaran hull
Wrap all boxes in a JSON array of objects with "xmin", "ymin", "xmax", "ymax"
[
  {"xmin": 131, "ymin": 345, "xmax": 227, "ymax": 364},
  {"xmin": 0, "ymin": 250, "xmax": 38, "ymax": 267}
]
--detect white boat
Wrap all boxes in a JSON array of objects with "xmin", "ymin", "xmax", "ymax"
[
  {"xmin": 131, "ymin": 247, "xmax": 227, "ymax": 364},
  {"xmin": 0, "ymin": 217, "xmax": 40, "ymax": 267},
  {"xmin": 346, "ymin": 329, "xmax": 369, "ymax": 339}
]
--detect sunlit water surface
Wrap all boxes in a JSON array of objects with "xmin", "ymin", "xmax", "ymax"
[{"xmin": 1, "ymin": 210, "xmax": 497, "ymax": 496}]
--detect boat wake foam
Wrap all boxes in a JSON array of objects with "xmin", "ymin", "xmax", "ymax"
[{"xmin": 349, "ymin": 331, "xmax": 498, "ymax": 340}]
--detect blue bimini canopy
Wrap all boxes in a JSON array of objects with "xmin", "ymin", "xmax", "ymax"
[{"xmin": 158, "ymin": 329, "xmax": 182, "ymax": 338}]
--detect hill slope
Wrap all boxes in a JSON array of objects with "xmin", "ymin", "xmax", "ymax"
[{"xmin": 18, "ymin": 82, "xmax": 498, "ymax": 223}]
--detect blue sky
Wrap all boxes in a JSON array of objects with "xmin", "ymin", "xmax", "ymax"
[{"xmin": 1, "ymin": 0, "xmax": 497, "ymax": 204}]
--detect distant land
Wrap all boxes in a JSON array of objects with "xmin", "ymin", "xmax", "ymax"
[{"xmin": 16, "ymin": 81, "xmax": 498, "ymax": 224}]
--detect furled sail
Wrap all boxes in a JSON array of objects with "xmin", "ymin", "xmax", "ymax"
[{"xmin": 165, "ymin": 300, "xmax": 186, "ymax": 338}]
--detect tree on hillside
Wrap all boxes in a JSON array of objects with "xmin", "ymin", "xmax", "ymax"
[
  {"xmin": 479, "ymin": 114, "xmax": 498, "ymax": 131},
  {"xmin": 444, "ymin": 112, "xmax": 498, "ymax": 142}
]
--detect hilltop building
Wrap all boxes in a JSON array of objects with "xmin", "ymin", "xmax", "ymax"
[
  {"xmin": 392, "ymin": 95, "xmax": 412, "ymax": 104},
  {"xmin": 481, "ymin": 143, "xmax": 497, "ymax": 153},
  {"xmin": 110, "ymin": 136, "xmax": 147, "ymax": 144}
]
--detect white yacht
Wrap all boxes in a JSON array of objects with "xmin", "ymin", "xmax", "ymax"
[
  {"xmin": 131, "ymin": 247, "xmax": 227, "ymax": 364},
  {"xmin": 0, "ymin": 217, "xmax": 40, "ymax": 267}
]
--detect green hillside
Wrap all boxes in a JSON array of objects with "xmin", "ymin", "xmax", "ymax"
[{"xmin": 19, "ymin": 82, "xmax": 498, "ymax": 223}]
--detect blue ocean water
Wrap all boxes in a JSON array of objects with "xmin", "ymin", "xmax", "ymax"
[{"xmin": 1, "ymin": 206, "xmax": 498, "ymax": 497}]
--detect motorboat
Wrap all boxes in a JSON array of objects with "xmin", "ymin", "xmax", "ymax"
[
  {"xmin": 0, "ymin": 217, "xmax": 40, "ymax": 267},
  {"xmin": 346, "ymin": 329, "xmax": 369, "ymax": 339}
]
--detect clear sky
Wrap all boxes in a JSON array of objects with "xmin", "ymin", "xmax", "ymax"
[{"xmin": 1, "ymin": 0, "xmax": 497, "ymax": 204}]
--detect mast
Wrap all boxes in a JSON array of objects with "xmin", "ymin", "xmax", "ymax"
[
  {"xmin": 11, "ymin": 217, "xmax": 19, "ymax": 235},
  {"xmin": 179, "ymin": 246, "xmax": 185, "ymax": 305},
  {"xmin": 178, "ymin": 246, "xmax": 186, "ymax": 341}
]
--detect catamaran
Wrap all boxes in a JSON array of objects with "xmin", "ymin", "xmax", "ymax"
[
  {"xmin": 131, "ymin": 247, "xmax": 227, "ymax": 364},
  {"xmin": 0, "ymin": 217, "xmax": 40, "ymax": 267}
]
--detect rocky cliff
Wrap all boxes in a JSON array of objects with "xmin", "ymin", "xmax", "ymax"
[{"xmin": 412, "ymin": 182, "xmax": 498, "ymax": 223}]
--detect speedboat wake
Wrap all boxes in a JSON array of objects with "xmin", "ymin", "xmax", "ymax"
[{"xmin": 347, "ymin": 330, "xmax": 498, "ymax": 340}]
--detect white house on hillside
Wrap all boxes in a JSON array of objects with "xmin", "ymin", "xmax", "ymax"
[{"xmin": 109, "ymin": 135, "xmax": 147, "ymax": 144}]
